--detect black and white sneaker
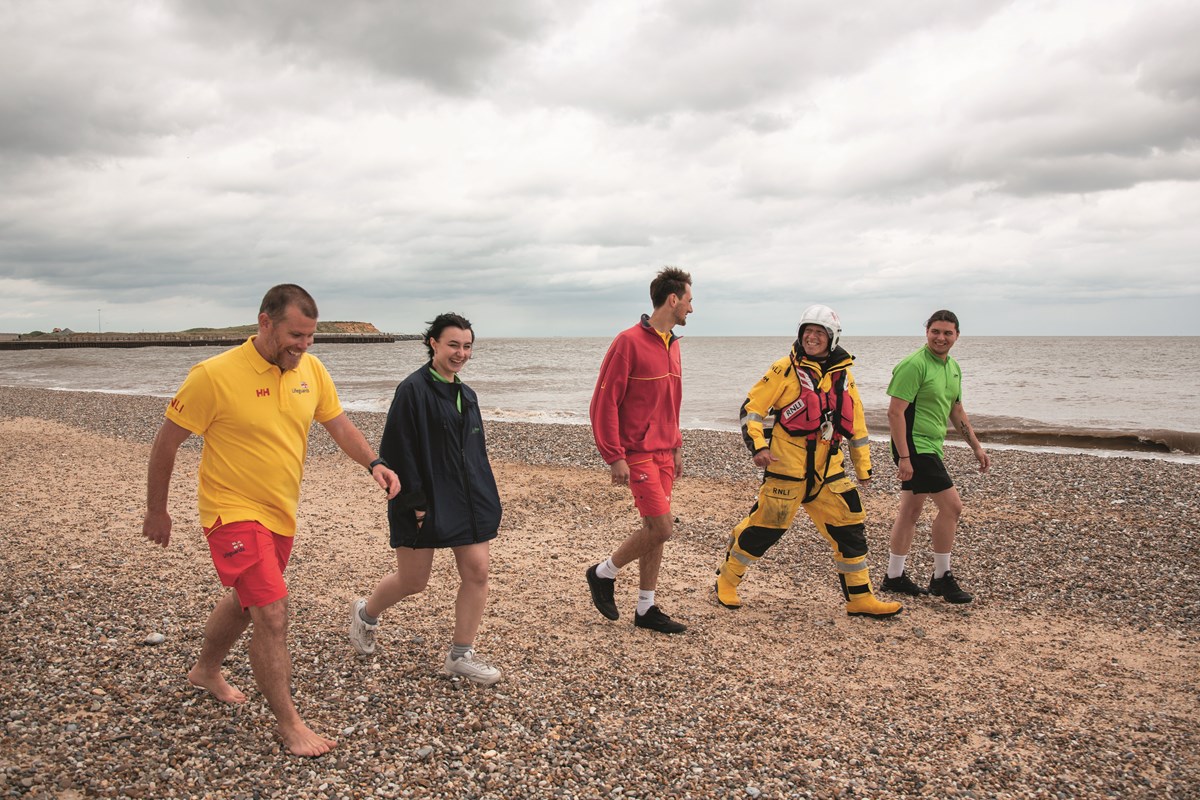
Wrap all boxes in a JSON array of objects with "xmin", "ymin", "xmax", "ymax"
[
  {"xmin": 634, "ymin": 605, "xmax": 686, "ymax": 634},
  {"xmin": 929, "ymin": 571, "xmax": 974, "ymax": 604},
  {"xmin": 586, "ymin": 565, "xmax": 619, "ymax": 620},
  {"xmin": 881, "ymin": 571, "xmax": 930, "ymax": 596}
]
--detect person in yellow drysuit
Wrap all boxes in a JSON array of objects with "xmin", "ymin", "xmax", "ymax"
[{"xmin": 715, "ymin": 304, "xmax": 901, "ymax": 618}]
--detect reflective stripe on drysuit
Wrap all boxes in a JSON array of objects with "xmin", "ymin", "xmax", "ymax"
[
  {"xmin": 721, "ymin": 343, "xmax": 877, "ymax": 600},
  {"xmin": 721, "ymin": 473, "xmax": 873, "ymax": 599},
  {"xmin": 738, "ymin": 344, "xmax": 872, "ymax": 483}
]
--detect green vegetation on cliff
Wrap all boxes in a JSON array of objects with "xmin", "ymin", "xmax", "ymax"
[{"xmin": 182, "ymin": 321, "xmax": 383, "ymax": 335}]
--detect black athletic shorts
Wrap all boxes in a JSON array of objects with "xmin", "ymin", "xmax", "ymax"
[{"xmin": 892, "ymin": 449, "xmax": 954, "ymax": 494}]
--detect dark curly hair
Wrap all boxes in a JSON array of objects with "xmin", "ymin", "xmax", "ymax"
[{"xmin": 423, "ymin": 312, "xmax": 474, "ymax": 358}]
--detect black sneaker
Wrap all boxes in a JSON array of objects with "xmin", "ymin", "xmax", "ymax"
[
  {"xmin": 881, "ymin": 571, "xmax": 930, "ymax": 596},
  {"xmin": 634, "ymin": 605, "xmax": 686, "ymax": 634},
  {"xmin": 586, "ymin": 565, "xmax": 619, "ymax": 620},
  {"xmin": 928, "ymin": 571, "xmax": 973, "ymax": 604}
]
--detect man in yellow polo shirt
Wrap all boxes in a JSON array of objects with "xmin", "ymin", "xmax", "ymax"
[{"xmin": 142, "ymin": 284, "xmax": 400, "ymax": 757}]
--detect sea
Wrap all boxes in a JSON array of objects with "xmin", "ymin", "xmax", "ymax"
[{"xmin": 2, "ymin": 336, "xmax": 1198, "ymax": 462}]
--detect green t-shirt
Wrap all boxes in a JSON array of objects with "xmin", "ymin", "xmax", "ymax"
[{"xmin": 886, "ymin": 346, "xmax": 962, "ymax": 459}]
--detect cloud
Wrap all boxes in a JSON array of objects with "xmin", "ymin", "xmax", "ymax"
[
  {"xmin": 522, "ymin": 0, "xmax": 1011, "ymax": 121},
  {"xmin": 0, "ymin": 0, "xmax": 1197, "ymax": 337},
  {"xmin": 721, "ymin": 1, "xmax": 1200, "ymax": 202},
  {"xmin": 170, "ymin": 0, "xmax": 565, "ymax": 93}
]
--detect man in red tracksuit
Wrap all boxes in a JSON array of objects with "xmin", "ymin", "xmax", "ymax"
[{"xmin": 586, "ymin": 267, "xmax": 693, "ymax": 634}]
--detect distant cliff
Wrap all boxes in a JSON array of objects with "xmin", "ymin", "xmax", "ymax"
[
  {"xmin": 318, "ymin": 321, "xmax": 383, "ymax": 334},
  {"xmin": 1, "ymin": 322, "xmax": 413, "ymax": 349},
  {"xmin": 177, "ymin": 321, "xmax": 386, "ymax": 336}
]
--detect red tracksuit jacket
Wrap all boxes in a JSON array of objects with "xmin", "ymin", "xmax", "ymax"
[{"xmin": 589, "ymin": 315, "xmax": 683, "ymax": 465}]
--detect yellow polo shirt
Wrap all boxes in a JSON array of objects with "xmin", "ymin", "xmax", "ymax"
[{"xmin": 166, "ymin": 337, "xmax": 343, "ymax": 536}]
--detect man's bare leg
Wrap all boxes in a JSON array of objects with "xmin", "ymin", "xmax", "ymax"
[
  {"xmin": 611, "ymin": 513, "xmax": 674, "ymax": 577},
  {"xmin": 638, "ymin": 542, "xmax": 665, "ymax": 591},
  {"xmin": 634, "ymin": 515, "xmax": 672, "ymax": 591},
  {"xmin": 247, "ymin": 597, "xmax": 335, "ymax": 757},
  {"xmin": 929, "ymin": 488, "xmax": 964, "ymax": 554},
  {"xmin": 187, "ymin": 590, "xmax": 250, "ymax": 704},
  {"xmin": 888, "ymin": 491, "xmax": 926, "ymax": 557}
]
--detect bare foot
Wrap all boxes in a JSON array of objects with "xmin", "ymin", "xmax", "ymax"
[
  {"xmin": 187, "ymin": 667, "xmax": 248, "ymax": 704},
  {"xmin": 277, "ymin": 721, "xmax": 337, "ymax": 757}
]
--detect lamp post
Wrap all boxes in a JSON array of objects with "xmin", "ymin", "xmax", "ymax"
[{"xmin": 98, "ymin": 308, "xmax": 102, "ymax": 334}]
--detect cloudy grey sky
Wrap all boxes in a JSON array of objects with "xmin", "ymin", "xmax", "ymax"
[{"xmin": 2, "ymin": 0, "xmax": 1197, "ymax": 337}]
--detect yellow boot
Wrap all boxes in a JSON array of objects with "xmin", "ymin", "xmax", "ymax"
[
  {"xmin": 716, "ymin": 523, "xmax": 782, "ymax": 610},
  {"xmin": 841, "ymin": 572, "xmax": 902, "ymax": 618},
  {"xmin": 846, "ymin": 592, "xmax": 903, "ymax": 618},
  {"xmin": 715, "ymin": 559, "xmax": 747, "ymax": 610}
]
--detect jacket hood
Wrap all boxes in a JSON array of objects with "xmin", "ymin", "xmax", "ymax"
[{"xmin": 791, "ymin": 341, "xmax": 853, "ymax": 371}]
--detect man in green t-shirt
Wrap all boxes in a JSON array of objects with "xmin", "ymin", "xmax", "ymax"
[{"xmin": 881, "ymin": 310, "xmax": 989, "ymax": 603}]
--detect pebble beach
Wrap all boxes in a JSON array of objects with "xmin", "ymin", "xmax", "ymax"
[{"xmin": 1, "ymin": 385, "xmax": 1198, "ymax": 799}]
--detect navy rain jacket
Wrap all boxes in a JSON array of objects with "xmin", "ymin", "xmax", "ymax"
[{"xmin": 379, "ymin": 363, "xmax": 502, "ymax": 549}]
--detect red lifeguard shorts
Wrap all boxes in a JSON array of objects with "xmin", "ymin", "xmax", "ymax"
[
  {"xmin": 626, "ymin": 450, "xmax": 675, "ymax": 519},
  {"xmin": 205, "ymin": 520, "xmax": 293, "ymax": 609}
]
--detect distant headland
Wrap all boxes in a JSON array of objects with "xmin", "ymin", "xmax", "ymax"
[{"xmin": 0, "ymin": 322, "xmax": 422, "ymax": 350}]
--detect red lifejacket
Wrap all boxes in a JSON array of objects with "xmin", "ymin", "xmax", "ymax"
[
  {"xmin": 774, "ymin": 359, "xmax": 857, "ymax": 502},
  {"xmin": 775, "ymin": 362, "xmax": 855, "ymax": 444}
]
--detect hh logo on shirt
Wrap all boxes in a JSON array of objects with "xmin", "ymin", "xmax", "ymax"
[{"xmin": 256, "ymin": 388, "xmax": 270, "ymax": 398}]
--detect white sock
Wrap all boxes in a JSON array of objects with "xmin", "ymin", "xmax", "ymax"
[
  {"xmin": 636, "ymin": 589, "xmax": 655, "ymax": 616},
  {"xmin": 887, "ymin": 553, "xmax": 908, "ymax": 579},
  {"xmin": 933, "ymin": 552, "xmax": 951, "ymax": 579},
  {"xmin": 596, "ymin": 557, "xmax": 618, "ymax": 580}
]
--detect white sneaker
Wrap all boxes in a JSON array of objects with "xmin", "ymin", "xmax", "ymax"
[
  {"xmin": 349, "ymin": 599, "xmax": 378, "ymax": 655},
  {"xmin": 442, "ymin": 648, "xmax": 501, "ymax": 686}
]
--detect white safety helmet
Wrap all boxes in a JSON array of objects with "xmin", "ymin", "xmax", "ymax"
[{"xmin": 797, "ymin": 304, "xmax": 841, "ymax": 351}]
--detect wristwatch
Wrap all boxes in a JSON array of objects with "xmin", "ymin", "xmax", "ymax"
[{"xmin": 368, "ymin": 457, "xmax": 388, "ymax": 474}]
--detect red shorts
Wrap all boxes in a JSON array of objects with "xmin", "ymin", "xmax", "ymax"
[
  {"xmin": 205, "ymin": 520, "xmax": 293, "ymax": 609},
  {"xmin": 627, "ymin": 450, "xmax": 675, "ymax": 518}
]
